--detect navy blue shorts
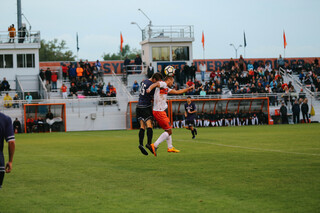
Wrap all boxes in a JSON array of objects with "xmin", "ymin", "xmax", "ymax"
[
  {"xmin": 186, "ymin": 119, "xmax": 195, "ymax": 126},
  {"xmin": 136, "ymin": 106, "xmax": 153, "ymax": 123}
]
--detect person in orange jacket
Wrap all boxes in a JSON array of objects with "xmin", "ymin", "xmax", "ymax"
[
  {"xmin": 109, "ymin": 85, "xmax": 117, "ymax": 97},
  {"xmin": 8, "ymin": 24, "xmax": 16, "ymax": 43},
  {"xmin": 76, "ymin": 64, "xmax": 84, "ymax": 77}
]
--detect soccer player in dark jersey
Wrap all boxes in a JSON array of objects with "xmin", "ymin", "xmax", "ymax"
[
  {"xmin": 136, "ymin": 73, "xmax": 163, "ymax": 155},
  {"xmin": 0, "ymin": 112, "xmax": 15, "ymax": 189},
  {"xmin": 184, "ymin": 96, "xmax": 197, "ymax": 139}
]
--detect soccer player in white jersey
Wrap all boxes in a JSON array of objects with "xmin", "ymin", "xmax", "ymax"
[{"xmin": 146, "ymin": 75, "xmax": 194, "ymax": 156}]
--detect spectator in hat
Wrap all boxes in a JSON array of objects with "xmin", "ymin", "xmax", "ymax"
[
  {"xmin": 13, "ymin": 94, "xmax": 20, "ymax": 108},
  {"xmin": 132, "ymin": 80, "xmax": 139, "ymax": 93}
]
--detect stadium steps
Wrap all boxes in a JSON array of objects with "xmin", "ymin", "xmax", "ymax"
[
  {"xmin": 284, "ymin": 73, "xmax": 320, "ymax": 122},
  {"xmin": 127, "ymin": 74, "xmax": 146, "ymax": 88}
]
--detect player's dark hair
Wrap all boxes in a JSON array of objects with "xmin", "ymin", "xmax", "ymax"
[
  {"xmin": 151, "ymin": 73, "xmax": 163, "ymax": 81},
  {"xmin": 187, "ymin": 96, "xmax": 191, "ymax": 99}
]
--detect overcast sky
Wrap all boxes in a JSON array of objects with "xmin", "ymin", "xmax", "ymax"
[{"xmin": 1, "ymin": 0, "xmax": 320, "ymax": 61}]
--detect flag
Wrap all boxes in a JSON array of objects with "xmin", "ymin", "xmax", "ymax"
[
  {"xmin": 76, "ymin": 32, "xmax": 79, "ymax": 52},
  {"xmin": 201, "ymin": 31, "xmax": 205, "ymax": 49},
  {"xmin": 244, "ymin": 31, "xmax": 247, "ymax": 47},
  {"xmin": 283, "ymin": 30, "xmax": 287, "ymax": 49},
  {"xmin": 311, "ymin": 105, "xmax": 315, "ymax": 116},
  {"xmin": 120, "ymin": 32, "xmax": 124, "ymax": 52}
]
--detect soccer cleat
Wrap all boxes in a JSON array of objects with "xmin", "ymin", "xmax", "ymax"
[
  {"xmin": 139, "ymin": 145, "xmax": 148, "ymax": 156},
  {"xmin": 150, "ymin": 143, "xmax": 157, "ymax": 157},
  {"xmin": 145, "ymin": 144, "xmax": 155, "ymax": 155},
  {"xmin": 192, "ymin": 135, "xmax": 195, "ymax": 139},
  {"xmin": 167, "ymin": 147, "xmax": 180, "ymax": 153}
]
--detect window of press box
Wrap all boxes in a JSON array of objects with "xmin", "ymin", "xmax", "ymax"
[
  {"xmin": 0, "ymin": 54, "xmax": 13, "ymax": 68},
  {"xmin": 17, "ymin": 54, "xmax": 35, "ymax": 68},
  {"xmin": 172, "ymin": 46, "xmax": 189, "ymax": 61},
  {"xmin": 152, "ymin": 47, "xmax": 170, "ymax": 61}
]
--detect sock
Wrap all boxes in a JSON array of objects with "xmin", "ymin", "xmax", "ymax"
[
  {"xmin": 147, "ymin": 128, "xmax": 153, "ymax": 145},
  {"xmin": 166, "ymin": 135, "xmax": 173, "ymax": 149},
  {"xmin": 191, "ymin": 129, "xmax": 195, "ymax": 137},
  {"xmin": 154, "ymin": 132, "xmax": 169, "ymax": 148},
  {"xmin": 139, "ymin": 129, "xmax": 145, "ymax": 146}
]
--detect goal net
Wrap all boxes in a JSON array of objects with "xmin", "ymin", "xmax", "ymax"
[{"xmin": 24, "ymin": 103, "xmax": 66, "ymax": 133}]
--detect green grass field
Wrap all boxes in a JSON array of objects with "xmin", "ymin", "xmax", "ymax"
[{"xmin": 1, "ymin": 124, "xmax": 320, "ymax": 212}]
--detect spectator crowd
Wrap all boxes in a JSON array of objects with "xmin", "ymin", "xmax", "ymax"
[
  {"xmin": 172, "ymin": 55, "xmax": 298, "ymax": 98},
  {"xmin": 40, "ymin": 59, "xmax": 117, "ymax": 99}
]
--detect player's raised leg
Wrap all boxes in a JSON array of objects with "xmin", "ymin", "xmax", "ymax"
[{"xmin": 152, "ymin": 111, "xmax": 180, "ymax": 155}]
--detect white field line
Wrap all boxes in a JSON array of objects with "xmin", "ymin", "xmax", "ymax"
[
  {"xmin": 41, "ymin": 133, "xmax": 320, "ymax": 157},
  {"xmin": 175, "ymin": 139, "xmax": 320, "ymax": 157}
]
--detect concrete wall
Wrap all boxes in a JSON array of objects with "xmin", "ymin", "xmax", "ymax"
[{"xmin": 0, "ymin": 48, "xmax": 39, "ymax": 89}]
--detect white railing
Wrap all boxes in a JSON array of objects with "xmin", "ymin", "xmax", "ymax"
[
  {"xmin": 0, "ymin": 30, "xmax": 40, "ymax": 44},
  {"xmin": 38, "ymin": 76, "xmax": 48, "ymax": 99},
  {"xmin": 130, "ymin": 92, "xmax": 300, "ymax": 102},
  {"xmin": 142, "ymin": 25, "xmax": 194, "ymax": 40},
  {"xmin": 112, "ymin": 71, "xmax": 133, "ymax": 100},
  {"xmin": 280, "ymin": 67, "xmax": 314, "ymax": 97}
]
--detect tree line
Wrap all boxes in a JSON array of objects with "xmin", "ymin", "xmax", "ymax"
[{"xmin": 39, "ymin": 39, "xmax": 140, "ymax": 61}]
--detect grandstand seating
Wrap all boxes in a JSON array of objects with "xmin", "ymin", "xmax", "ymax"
[{"xmin": 1, "ymin": 59, "xmax": 319, "ymax": 132}]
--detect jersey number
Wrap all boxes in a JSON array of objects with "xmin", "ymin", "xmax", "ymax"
[{"xmin": 140, "ymin": 83, "xmax": 146, "ymax": 95}]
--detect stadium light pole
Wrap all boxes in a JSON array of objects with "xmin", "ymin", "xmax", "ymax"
[
  {"xmin": 138, "ymin": 8, "xmax": 153, "ymax": 38},
  {"xmin": 131, "ymin": 22, "xmax": 144, "ymax": 40},
  {"xmin": 229, "ymin": 44, "xmax": 242, "ymax": 59},
  {"xmin": 138, "ymin": 8, "xmax": 152, "ymax": 27}
]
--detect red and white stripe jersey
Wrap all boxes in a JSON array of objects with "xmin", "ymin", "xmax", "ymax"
[{"xmin": 153, "ymin": 81, "xmax": 172, "ymax": 112}]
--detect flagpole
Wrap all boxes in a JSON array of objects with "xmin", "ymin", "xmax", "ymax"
[
  {"xmin": 76, "ymin": 32, "xmax": 79, "ymax": 61},
  {"xmin": 243, "ymin": 31, "xmax": 247, "ymax": 58}
]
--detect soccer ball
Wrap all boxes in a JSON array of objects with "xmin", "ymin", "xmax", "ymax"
[{"xmin": 164, "ymin": 66, "xmax": 175, "ymax": 77}]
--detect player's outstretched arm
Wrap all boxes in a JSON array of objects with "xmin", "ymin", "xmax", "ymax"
[
  {"xmin": 5, "ymin": 141, "xmax": 15, "ymax": 173},
  {"xmin": 189, "ymin": 109, "xmax": 197, "ymax": 114},
  {"xmin": 169, "ymin": 85, "xmax": 195, "ymax": 95},
  {"xmin": 146, "ymin": 82, "xmax": 160, "ymax": 93}
]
